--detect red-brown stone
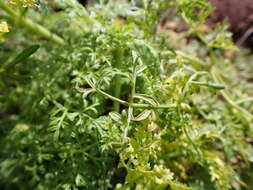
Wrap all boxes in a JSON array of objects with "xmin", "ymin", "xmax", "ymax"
[{"xmin": 209, "ymin": 0, "xmax": 253, "ymax": 47}]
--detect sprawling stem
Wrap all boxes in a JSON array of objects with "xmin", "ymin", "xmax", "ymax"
[
  {"xmin": 0, "ymin": 0, "xmax": 65, "ymax": 45},
  {"xmin": 85, "ymin": 77, "xmax": 182, "ymax": 110}
]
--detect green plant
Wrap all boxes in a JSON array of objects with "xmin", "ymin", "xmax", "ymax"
[{"xmin": 0, "ymin": 0, "xmax": 253, "ymax": 190}]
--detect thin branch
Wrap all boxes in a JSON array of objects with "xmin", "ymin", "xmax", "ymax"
[{"xmin": 85, "ymin": 77, "xmax": 181, "ymax": 110}]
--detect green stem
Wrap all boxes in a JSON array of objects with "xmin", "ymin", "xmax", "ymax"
[
  {"xmin": 191, "ymin": 81, "xmax": 225, "ymax": 89},
  {"xmin": 209, "ymin": 47, "xmax": 216, "ymax": 65},
  {"xmin": 112, "ymin": 49, "xmax": 124, "ymax": 112},
  {"xmin": 19, "ymin": 16, "xmax": 65, "ymax": 45},
  {"xmin": 0, "ymin": 0, "xmax": 65, "ymax": 45},
  {"xmin": 85, "ymin": 77, "xmax": 187, "ymax": 110}
]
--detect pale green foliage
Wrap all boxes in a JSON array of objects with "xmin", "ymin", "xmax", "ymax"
[
  {"xmin": 0, "ymin": 0, "xmax": 253, "ymax": 190},
  {"xmin": 176, "ymin": 0, "xmax": 212, "ymax": 25}
]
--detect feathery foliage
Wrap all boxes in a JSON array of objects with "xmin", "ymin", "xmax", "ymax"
[{"xmin": 0, "ymin": 0, "xmax": 253, "ymax": 189}]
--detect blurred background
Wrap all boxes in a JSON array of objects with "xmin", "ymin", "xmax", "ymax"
[{"xmin": 77, "ymin": 0, "xmax": 253, "ymax": 49}]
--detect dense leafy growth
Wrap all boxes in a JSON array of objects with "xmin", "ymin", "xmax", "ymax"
[{"xmin": 0, "ymin": 0, "xmax": 253, "ymax": 189}]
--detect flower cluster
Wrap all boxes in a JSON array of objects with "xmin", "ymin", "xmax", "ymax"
[
  {"xmin": 0, "ymin": 21, "xmax": 9, "ymax": 32},
  {"xmin": 7, "ymin": 0, "xmax": 36, "ymax": 7}
]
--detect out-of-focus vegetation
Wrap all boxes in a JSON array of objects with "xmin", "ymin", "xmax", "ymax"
[{"xmin": 0, "ymin": 0, "xmax": 253, "ymax": 189}]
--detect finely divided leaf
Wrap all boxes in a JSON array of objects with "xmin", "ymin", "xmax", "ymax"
[{"xmin": 109, "ymin": 112, "xmax": 122, "ymax": 123}]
